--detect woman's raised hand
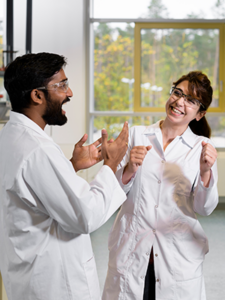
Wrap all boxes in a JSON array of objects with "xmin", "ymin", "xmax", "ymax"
[
  {"xmin": 200, "ymin": 141, "xmax": 217, "ymax": 187},
  {"xmin": 122, "ymin": 145, "xmax": 152, "ymax": 184}
]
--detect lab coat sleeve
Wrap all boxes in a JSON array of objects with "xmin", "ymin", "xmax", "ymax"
[
  {"xmin": 193, "ymin": 159, "xmax": 218, "ymax": 216},
  {"xmin": 16, "ymin": 145, "xmax": 127, "ymax": 234},
  {"xmin": 116, "ymin": 167, "xmax": 137, "ymax": 195}
]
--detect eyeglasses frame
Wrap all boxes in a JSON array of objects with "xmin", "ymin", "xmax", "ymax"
[
  {"xmin": 170, "ymin": 86, "xmax": 206, "ymax": 110},
  {"xmin": 23, "ymin": 79, "xmax": 69, "ymax": 94}
]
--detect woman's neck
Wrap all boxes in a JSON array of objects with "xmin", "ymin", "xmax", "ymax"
[{"xmin": 160, "ymin": 119, "xmax": 188, "ymax": 151}]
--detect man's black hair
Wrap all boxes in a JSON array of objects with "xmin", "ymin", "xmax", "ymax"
[{"xmin": 4, "ymin": 52, "xmax": 67, "ymax": 113}]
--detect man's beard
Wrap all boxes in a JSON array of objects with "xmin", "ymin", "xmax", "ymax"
[{"xmin": 42, "ymin": 94, "xmax": 69, "ymax": 126}]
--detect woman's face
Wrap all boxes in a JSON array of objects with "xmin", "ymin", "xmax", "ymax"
[{"xmin": 165, "ymin": 80, "xmax": 206, "ymax": 127}]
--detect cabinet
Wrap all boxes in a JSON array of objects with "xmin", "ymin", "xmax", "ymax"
[{"xmin": 0, "ymin": 71, "xmax": 6, "ymax": 101}]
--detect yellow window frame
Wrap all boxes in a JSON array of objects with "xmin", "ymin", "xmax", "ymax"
[{"xmin": 134, "ymin": 22, "xmax": 225, "ymax": 113}]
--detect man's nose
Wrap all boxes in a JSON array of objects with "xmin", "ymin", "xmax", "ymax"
[{"xmin": 66, "ymin": 87, "xmax": 73, "ymax": 97}]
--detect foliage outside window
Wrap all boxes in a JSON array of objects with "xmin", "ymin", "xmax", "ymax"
[{"xmin": 94, "ymin": 24, "xmax": 134, "ymax": 113}]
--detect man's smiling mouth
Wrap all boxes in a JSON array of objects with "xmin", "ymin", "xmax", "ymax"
[
  {"xmin": 62, "ymin": 98, "xmax": 70, "ymax": 106},
  {"xmin": 61, "ymin": 98, "xmax": 70, "ymax": 114}
]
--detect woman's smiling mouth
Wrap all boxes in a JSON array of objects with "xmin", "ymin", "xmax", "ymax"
[{"xmin": 170, "ymin": 106, "xmax": 184, "ymax": 115}]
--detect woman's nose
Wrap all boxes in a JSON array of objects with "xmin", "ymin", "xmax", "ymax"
[{"xmin": 175, "ymin": 96, "xmax": 185, "ymax": 106}]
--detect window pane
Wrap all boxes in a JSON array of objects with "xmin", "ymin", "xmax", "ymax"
[
  {"xmin": 140, "ymin": 28, "xmax": 219, "ymax": 108},
  {"xmin": 93, "ymin": 115, "xmax": 164, "ymax": 140},
  {"xmin": 94, "ymin": 23, "xmax": 134, "ymax": 111},
  {"xmin": 92, "ymin": 0, "xmax": 225, "ymax": 19},
  {"xmin": 207, "ymin": 116, "xmax": 225, "ymax": 147}
]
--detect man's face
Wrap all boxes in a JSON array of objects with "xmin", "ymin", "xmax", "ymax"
[{"xmin": 42, "ymin": 69, "xmax": 73, "ymax": 126}]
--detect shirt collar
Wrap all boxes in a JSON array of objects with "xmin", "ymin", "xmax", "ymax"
[
  {"xmin": 142, "ymin": 120, "xmax": 162, "ymax": 135},
  {"xmin": 180, "ymin": 126, "xmax": 196, "ymax": 148},
  {"xmin": 142, "ymin": 120, "xmax": 196, "ymax": 148},
  {"xmin": 9, "ymin": 111, "xmax": 53, "ymax": 141}
]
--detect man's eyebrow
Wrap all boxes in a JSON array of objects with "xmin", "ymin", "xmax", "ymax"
[{"xmin": 59, "ymin": 78, "xmax": 68, "ymax": 83}]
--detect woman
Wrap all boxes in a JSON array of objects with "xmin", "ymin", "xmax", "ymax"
[{"xmin": 102, "ymin": 71, "xmax": 218, "ymax": 300}]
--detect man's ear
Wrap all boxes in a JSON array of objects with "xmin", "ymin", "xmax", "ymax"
[
  {"xmin": 196, "ymin": 110, "xmax": 206, "ymax": 121},
  {"xmin": 30, "ymin": 89, "xmax": 45, "ymax": 105}
]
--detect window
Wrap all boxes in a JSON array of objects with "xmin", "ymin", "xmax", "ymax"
[
  {"xmin": 88, "ymin": 0, "xmax": 225, "ymax": 147},
  {"xmin": 134, "ymin": 22, "xmax": 225, "ymax": 112}
]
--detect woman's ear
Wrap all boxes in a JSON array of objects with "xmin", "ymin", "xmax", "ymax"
[
  {"xmin": 196, "ymin": 110, "xmax": 206, "ymax": 121},
  {"xmin": 30, "ymin": 89, "xmax": 45, "ymax": 105}
]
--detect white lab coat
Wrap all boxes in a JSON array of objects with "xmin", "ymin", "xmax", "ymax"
[
  {"xmin": 0, "ymin": 111, "xmax": 126, "ymax": 300},
  {"xmin": 103, "ymin": 121, "xmax": 218, "ymax": 300}
]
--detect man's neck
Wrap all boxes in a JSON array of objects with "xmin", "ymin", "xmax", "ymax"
[{"xmin": 23, "ymin": 108, "xmax": 46, "ymax": 130}]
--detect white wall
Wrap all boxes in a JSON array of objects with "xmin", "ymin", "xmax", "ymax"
[
  {"xmin": 217, "ymin": 151, "xmax": 225, "ymax": 200},
  {"xmin": 13, "ymin": 0, "xmax": 86, "ymax": 147}
]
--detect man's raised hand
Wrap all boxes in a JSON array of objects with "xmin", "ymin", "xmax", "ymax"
[
  {"xmin": 101, "ymin": 122, "xmax": 129, "ymax": 173},
  {"xmin": 70, "ymin": 134, "xmax": 103, "ymax": 172}
]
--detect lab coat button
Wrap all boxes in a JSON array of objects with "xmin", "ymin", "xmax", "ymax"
[
  {"xmin": 158, "ymin": 180, "xmax": 161, "ymax": 184},
  {"xmin": 141, "ymin": 276, "xmax": 144, "ymax": 279},
  {"xmin": 155, "ymin": 205, "xmax": 158, "ymax": 209},
  {"xmin": 156, "ymin": 279, "xmax": 160, "ymax": 282},
  {"xmin": 146, "ymin": 252, "xmax": 150, "ymax": 256},
  {"xmin": 155, "ymin": 253, "xmax": 158, "ymax": 257},
  {"xmin": 153, "ymin": 229, "xmax": 156, "ymax": 234},
  {"xmin": 161, "ymin": 160, "xmax": 164, "ymax": 163}
]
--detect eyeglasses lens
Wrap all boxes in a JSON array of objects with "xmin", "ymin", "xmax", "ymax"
[
  {"xmin": 171, "ymin": 88, "xmax": 198, "ymax": 107},
  {"xmin": 172, "ymin": 89, "xmax": 182, "ymax": 98},
  {"xmin": 58, "ymin": 81, "xmax": 69, "ymax": 92}
]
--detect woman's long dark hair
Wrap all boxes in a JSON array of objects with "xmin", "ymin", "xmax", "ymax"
[{"xmin": 173, "ymin": 71, "xmax": 213, "ymax": 138}]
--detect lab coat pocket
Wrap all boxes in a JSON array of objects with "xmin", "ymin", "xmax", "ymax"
[
  {"xmin": 181, "ymin": 218, "xmax": 208, "ymax": 260},
  {"xmin": 108, "ymin": 213, "xmax": 135, "ymax": 272},
  {"xmin": 174, "ymin": 213, "xmax": 208, "ymax": 263},
  {"xmin": 83, "ymin": 255, "xmax": 101, "ymax": 300},
  {"xmin": 175, "ymin": 275, "xmax": 204, "ymax": 300}
]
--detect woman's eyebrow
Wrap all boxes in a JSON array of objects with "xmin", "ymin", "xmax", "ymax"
[
  {"xmin": 175, "ymin": 87, "xmax": 184, "ymax": 93},
  {"xmin": 175, "ymin": 87, "xmax": 191, "ymax": 96}
]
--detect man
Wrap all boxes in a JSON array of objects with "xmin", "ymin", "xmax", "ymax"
[{"xmin": 0, "ymin": 52, "xmax": 128, "ymax": 300}]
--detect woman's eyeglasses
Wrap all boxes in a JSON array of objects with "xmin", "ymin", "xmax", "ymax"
[{"xmin": 170, "ymin": 87, "xmax": 205, "ymax": 110}]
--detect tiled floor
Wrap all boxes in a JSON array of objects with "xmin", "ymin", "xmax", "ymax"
[{"xmin": 90, "ymin": 209, "xmax": 225, "ymax": 299}]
